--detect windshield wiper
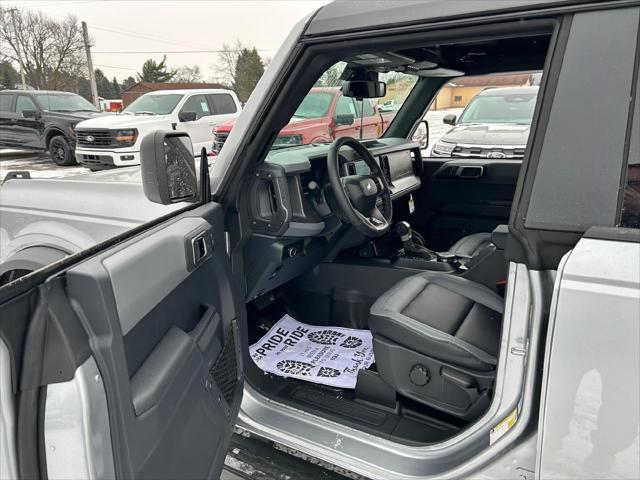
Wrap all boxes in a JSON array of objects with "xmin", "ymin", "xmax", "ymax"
[{"xmin": 133, "ymin": 111, "xmax": 158, "ymax": 115}]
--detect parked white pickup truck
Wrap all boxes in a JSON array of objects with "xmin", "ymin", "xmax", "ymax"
[{"xmin": 75, "ymin": 88, "xmax": 241, "ymax": 170}]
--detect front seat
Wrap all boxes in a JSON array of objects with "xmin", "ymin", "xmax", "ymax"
[
  {"xmin": 448, "ymin": 232, "xmax": 493, "ymax": 257},
  {"xmin": 369, "ymin": 272, "xmax": 503, "ymax": 420}
]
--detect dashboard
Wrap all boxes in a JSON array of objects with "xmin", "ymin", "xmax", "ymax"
[
  {"xmin": 243, "ymin": 137, "xmax": 423, "ymax": 300},
  {"xmin": 247, "ymin": 137, "xmax": 423, "ymax": 238}
]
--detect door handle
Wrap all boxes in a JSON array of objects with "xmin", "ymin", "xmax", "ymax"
[
  {"xmin": 186, "ymin": 229, "xmax": 214, "ymax": 271},
  {"xmin": 457, "ymin": 166, "xmax": 484, "ymax": 179}
]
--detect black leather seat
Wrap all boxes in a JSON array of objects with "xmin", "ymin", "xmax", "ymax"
[
  {"xmin": 448, "ymin": 232, "xmax": 493, "ymax": 257},
  {"xmin": 369, "ymin": 272, "xmax": 503, "ymax": 419}
]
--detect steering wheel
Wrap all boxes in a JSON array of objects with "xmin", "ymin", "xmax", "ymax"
[{"xmin": 327, "ymin": 137, "xmax": 393, "ymax": 237}]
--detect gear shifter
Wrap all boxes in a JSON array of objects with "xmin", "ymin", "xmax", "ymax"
[{"xmin": 395, "ymin": 221, "xmax": 436, "ymax": 260}]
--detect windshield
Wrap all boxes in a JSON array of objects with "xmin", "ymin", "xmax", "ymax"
[
  {"xmin": 458, "ymin": 91, "xmax": 537, "ymax": 124},
  {"xmin": 123, "ymin": 93, "xmax": 184, "ymax": 115},
  {"xmin": 268, "ymin": 62, "xmax": 418, "ymax": 151},
  {"xmin": 35, "ymin": 93, "xmax": 99, "ymax": 112}
]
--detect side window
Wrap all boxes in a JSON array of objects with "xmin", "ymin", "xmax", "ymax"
[
  {"xmin": 620, "ymin": 69, "xmax": 640, "ymax": 228},
  {"xmin": 335, "ymin": 95, "xmax": 356, "ymax": 116},
  {"xmin": 424, "ymin": 73, "xmax": 541, "ymax": 159},
  {"xmin": 0, "ymin": 94, "xmax": 15, "ymax": 112},
  {"xmin": 180, "ymin": 94, "xmax": 210, "ymax": 120},
  {"xmin": 16, "ymin": 95, "xmax": 37, "ymax": 117},
  {"xmin": 208, "ymin": 94, "xmax": 237, "ymax": 114},
  {"xmin": 526, "ymin": 7, "xmax": 640, "ymax": 230}
]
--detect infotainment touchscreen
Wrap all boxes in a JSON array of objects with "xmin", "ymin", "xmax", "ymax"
[{"xmin": 387, "ymin": 151, "xmax": 414, "ymax": 180}]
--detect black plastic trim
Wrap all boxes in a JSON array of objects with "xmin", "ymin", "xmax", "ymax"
[{"xmin": 506, "ymin": 14, "xmax": 572, "ymax": 269}]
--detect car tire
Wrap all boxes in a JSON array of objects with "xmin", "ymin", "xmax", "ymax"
[{"xmin": 49, "ymin": 136, "xmax": 76, "ymax": 166}]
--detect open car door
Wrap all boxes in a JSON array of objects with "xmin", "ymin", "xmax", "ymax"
[{"xmin": 0, "ymin": 201, "xmax": 244, "ymax": 479}]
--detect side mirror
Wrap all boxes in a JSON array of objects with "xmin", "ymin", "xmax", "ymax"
[
  {"xmin": 412, "ymin": 120, "xmax": 429, "ymax": 150},
  {"xmin": 443, "ymin": 114, "xmax": 457, "ymax": 125},
  {"xmin": 178, "ymin": 111, "xmax": 197, "ymax": 122},
  {"xmin": 22, "ymin": 110, "xmax": 38, "ymax": 119},
  {"xmin": 140, "ymin": 130, "xmax": 198, "ymax": 205},
  {"xmin": 334, "ymin": 113, "xmax": 355, "ymax": 126},
  {"xmin": 342, "ymin": 81, "xmax": 386, "ymax": 99}
]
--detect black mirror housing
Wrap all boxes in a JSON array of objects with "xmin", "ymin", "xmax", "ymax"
[
  {"xmin": 334, "ymin": 113, "xmax": 355, "ymax": 126},
  {"xmin": 140, "ymin": 130, "xmax": 198, "ymax": 205},
  {"xmin": 443, "ymin": 114, "xmax": 457, "ymax": 125},
  {"xmin": 342, "ymin": 81, "xmax": 386, "ymax": 99},
  {"xmin": 178, "ymin": 111, "xmax": 197, "ymax": 122},
  {"xmin": 22, "ymin": 110, "xmax": 38, "ymax": 119}
]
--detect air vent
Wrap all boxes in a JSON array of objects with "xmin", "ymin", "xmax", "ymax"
[
  {"xmin": 256, "ymin": 179, "xmax": 278, "ymax": 218},
  {"xmin": 379, "ymin": 155, "xmax": 391, "ymax": 183}
]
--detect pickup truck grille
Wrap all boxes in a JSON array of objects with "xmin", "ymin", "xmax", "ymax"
[
  {"xmin": 451, "ymin": 144, "xmax": 526, "ymax": 159},
  {"xmin": 213, "ymin": 132, "xmax": 229, "ymax": 154},
  {"xmin": 76, "ymin": 130, "xmax": 116, "ymax": 148}
]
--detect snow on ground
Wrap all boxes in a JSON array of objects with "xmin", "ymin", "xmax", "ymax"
[{"xmin": 0, "ymin": 150, "xmax": 88, "ymax": 183}]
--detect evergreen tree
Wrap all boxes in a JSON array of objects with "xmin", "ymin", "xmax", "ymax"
[
  {"xmin": 136, "ymin": 55, "xmax": 176, "ymax": 83},
  {"xmin": 122, "ymin": 76, "xmax": 136, "ymax": 91},
  {"xmin": 112, "ymin": 77, "xmax": 121, "ymax": 96},
  {"xmin": 0, "ymin": 61, "xmax": 19, "ymax": 89},
  {"xmin": 233, "ymin": 48, "xmax": 264, "ymax": 104}
]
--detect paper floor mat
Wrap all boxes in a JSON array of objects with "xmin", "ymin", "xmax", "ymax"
[{"xmin": 249, "ymin": 315, "xmax": 375, "ymax": 389}]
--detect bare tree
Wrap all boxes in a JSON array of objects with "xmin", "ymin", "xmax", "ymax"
[
  {"xmin": 174, "ymin": 64, "xmax": 202, "ymax": 82},
  {"xmin": 0, "ymin": 7, "xmax": 86, "ymax": 90},
  {"xmin": 210, "ymin": 38, "xmax": 244, "ymax": 87}
]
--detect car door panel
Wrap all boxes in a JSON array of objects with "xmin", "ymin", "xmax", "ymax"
[
  {"xmin": 412, "ymin": 158, "xmax": 520, "ymax": 250},
  {"xmin": 64, "ymin": 202, "xmax": 242, "ymax": 480},
  {"xmin": 0, "ymin": 201, "xmax": 243, "ymax": 480}
]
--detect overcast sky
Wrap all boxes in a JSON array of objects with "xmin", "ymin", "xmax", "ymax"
[{"xmin": 5, "ymin": 0, "xmax": 329, "ymax": 81}]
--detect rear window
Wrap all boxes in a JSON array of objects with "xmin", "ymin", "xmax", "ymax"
[
  {"xmin": 208, "ymin": 94, "xmax": 237, "ymax": 114},
  {"xmin": 0, "ymin": 94, "xmax": 14, "ymax": 112}
]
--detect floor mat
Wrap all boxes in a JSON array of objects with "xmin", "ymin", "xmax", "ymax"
[{"xmin": 249, "ymin": 315, "xmax": 375, "ymax": 388}]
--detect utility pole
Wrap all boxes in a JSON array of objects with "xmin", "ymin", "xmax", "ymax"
[
  {"xmin": 9, "ymin": 8, "xmax": 27, "ymax": 90},
  {"xmin": 81, "ymin": 21, "xmax": 99, "ymax": 107}
]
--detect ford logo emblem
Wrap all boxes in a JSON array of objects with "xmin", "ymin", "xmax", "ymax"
[
  {"xmin": 487, "ymin": 151, "xmax": 506, "ymax": 159},
  {"xmin": 85, "ymin": 135, "xmax": 95, "ymax": 142}
]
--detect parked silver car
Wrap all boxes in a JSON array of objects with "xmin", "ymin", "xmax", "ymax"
[{"xmin": 0, "ymin": 1, "xmax": 638, "ymax": 479}]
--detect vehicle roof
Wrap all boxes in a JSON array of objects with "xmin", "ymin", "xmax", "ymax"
[
  {"xmin": 306, "ymin": 0, "xmax": 607, "ymax": 36},
  {"xmin": 140, "ymin": 89, "xmax": 235, "ymax": 95},
  {"xmin": 476, "ymin": 86, "xmax": 539, "ymax": 96},
  {"xmin": 0, "ymin": 90, "xmax": 80, "ymax": 95}
]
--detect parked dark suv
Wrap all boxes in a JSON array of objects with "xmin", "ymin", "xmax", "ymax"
[
  {"xmin": 431, "ymin": 86, "xmax": 538, "ymax": 159},
  {"xmin": 0, "ymin": 90, "xmax": 106, "ymax": 165}
]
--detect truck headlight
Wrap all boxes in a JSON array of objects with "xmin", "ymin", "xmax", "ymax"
[
  {"xmin": 68, "ymin": 123, "xmax": 77, "ymax": 137},
  {"xmin": 113, "ymin": 129, "xmax": 138, "ymax": 147},
  {"xmin": 432, "ymin": 141, "xmax": 455, "ymax": 156},
  {"xmin": 273, "ymin": 134, "xmax": 303, "ymax": 146}
]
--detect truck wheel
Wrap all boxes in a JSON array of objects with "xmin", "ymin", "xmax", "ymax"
[{"xmin": 50, "ymin": 136, "xmax": 76, "ymax": 166}]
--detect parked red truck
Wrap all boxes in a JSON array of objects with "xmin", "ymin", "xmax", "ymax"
[{"xmin": 212, "ymin": 87, "xmax": 395, "ymax": 154}]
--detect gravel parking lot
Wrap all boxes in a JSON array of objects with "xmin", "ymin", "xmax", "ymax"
[{"xmin": 0, "ymin": 108, "xmax": 463, "ymax": 183}]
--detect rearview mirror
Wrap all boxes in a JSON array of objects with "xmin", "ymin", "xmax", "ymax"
[
  {"xmin": 443, "ymin": 114, "xmax": 457, "ymax": 125},
  {"xmin": 22, "ymin": 110, "xmax": 38, "ymax": 119},
  {"xmin": 178, "ymin": 111, "xmax": 197, "ymax": 122},
  {"xmin": 342, "ymin": 81, "xmax": 387, "ymax": 99},
  {"xmin": 334, "ymin": 113, "xmax": 355, "ymax": 126},
  {"xmin": 140, "ymin": 130, "xmax": 198, "ymax": 205}
]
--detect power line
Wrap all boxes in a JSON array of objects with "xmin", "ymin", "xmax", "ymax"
[{"xmin": 94, "ymin": 64, "xmax": 138, "ymax": 71}]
